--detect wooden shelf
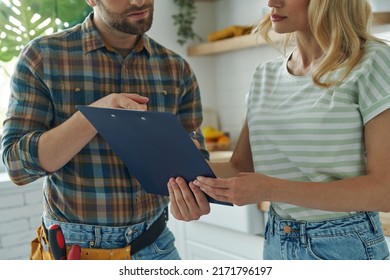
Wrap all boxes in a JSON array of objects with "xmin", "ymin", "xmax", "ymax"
[
  {"xmin": 187, "ymin": 12, "xmax": 390, "ymax": 57},
  {"xmin": 373, "ymin": 12, "xmax": 390, "ymax": 25},
  {"xmin": 188, "ymin": 34, "xmax": 257, "ymax": 56},
  {"xmin": 187, "ymin": 32, "xmax": 280, "ymax": 57}
]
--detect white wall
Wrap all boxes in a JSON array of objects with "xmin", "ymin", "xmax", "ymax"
[
  {"xmin": 214, "ymin": 0, "xmax": 268, "ymax": 29},
  {"xmin": 0, "ymin": 177, "xmax": 43, "ymax": 259},
  {"xmin": 149, "ymin": 0, "xmax": 280, "ymax": 143},
  {"xmin": 210, "ymin": 0, "xmax": 281, "ymax": 141},
  {"xmin": 148, "ymin": 0, "xmax": 218, "ymax": 110}
]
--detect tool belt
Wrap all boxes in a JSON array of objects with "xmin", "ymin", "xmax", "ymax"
[{"xmin": 30, "ymin": 209, "xmax": 168, "ymax": 260}]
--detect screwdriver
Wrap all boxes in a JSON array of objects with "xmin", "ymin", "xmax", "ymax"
[
  {"xmin": 67, "ymin": 244, "xmax": 81, "ymax": 260},
  {"xmin": 48, "ymin": 224, "xmax": 67, "ymax": 260}
]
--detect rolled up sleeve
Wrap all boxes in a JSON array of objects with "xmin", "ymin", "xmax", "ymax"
[{"xmin": 1, "ymin": 42, "xmax": 52, "ymax": 185}]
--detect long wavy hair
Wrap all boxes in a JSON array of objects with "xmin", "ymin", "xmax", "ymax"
[{"xmin": 254, "ymin": 0, "xmax": 385, "ymax": 88}]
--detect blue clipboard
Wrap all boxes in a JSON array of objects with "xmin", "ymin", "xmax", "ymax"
[{"xmin": 77, "ymin": 105, "xmax": 232, "ymax": 206}]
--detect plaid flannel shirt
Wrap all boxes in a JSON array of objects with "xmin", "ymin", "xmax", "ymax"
[{"xmin": 1, "ymin": 14, "xmax": 206, "ymax": 226}]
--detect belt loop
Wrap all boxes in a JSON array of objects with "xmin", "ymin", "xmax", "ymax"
[
  {"xmin": 365, "ymin": 212, "xmax": 378, "ymax": 234},
  {"xmin": 93, "ymin": 226, "xmax": 102, "ymax": 248},
  {"xmin": 300, "ymin": 222, "xmax": 307, "ymax": 247}
]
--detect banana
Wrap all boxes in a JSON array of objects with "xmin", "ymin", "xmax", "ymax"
[{"xmin": 202, "ymin": 126, "xmax": 224, "ymax": 140}]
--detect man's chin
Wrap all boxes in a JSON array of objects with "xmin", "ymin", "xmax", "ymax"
[{"xmin": 112, "ymin": 21, "xmax": 152, "ymax": 35}]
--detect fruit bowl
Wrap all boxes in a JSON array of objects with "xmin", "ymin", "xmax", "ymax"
[
  {"xmin": 205, "ymin": 136, "xmax": 231, "ymax": 151},
  {"xmin": 202, "ymin": 126, "xmax": 231, "ymax": 151}
]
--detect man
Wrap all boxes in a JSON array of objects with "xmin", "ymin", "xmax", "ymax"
[{"xmin": 1, "ymin": 0, "xmax": 207, "ymax": 260}]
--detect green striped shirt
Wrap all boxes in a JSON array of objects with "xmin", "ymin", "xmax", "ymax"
[{"xmin": 247, "ymin": 41, "xmax": 390, "ymax": 221}]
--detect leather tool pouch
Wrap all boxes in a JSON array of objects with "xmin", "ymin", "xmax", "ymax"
[
  {"xmin": 75, "ymin": 245, "xmax": 131, "ymax": 260},
  {"xmin": 30, "ymin": 224, "xmax": 132, "ymax": 260},
  {"xmin": 30, "ymin": 224, "xmax": 53, "ymax": 260}
]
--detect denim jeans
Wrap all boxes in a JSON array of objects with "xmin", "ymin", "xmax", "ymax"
[
  {"xmin": 263, "ymin": 207, "xmax": 390, "ymax": 260},
  {"xmin": 43, "ymin": 212, "xmax": 180, "ymax": 260}
]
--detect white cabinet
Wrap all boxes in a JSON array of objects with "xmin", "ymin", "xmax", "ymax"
[
  {"xmin": 184, "ymin": 221, "xmax": 264, "ymax": 260},
  {"xmin": 198, "ymin": 203, "xmax": 265, "ymax": 235},
  {"xmin": 168, "ymin": 216, "xmax": 264, "ymax": 260},
  {"xmin": 167, "ymin": 181, "xmax": 267, "ymax": 260}
]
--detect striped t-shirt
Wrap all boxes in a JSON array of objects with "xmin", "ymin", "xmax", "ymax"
[{"xmin": 247, "ymin": 40, "xmax": 390, "ymax": 221}]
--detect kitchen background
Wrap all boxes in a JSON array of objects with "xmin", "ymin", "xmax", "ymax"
[{"xmin": 1, "ymin": 0, "xmax": 390, "ymax": 259}]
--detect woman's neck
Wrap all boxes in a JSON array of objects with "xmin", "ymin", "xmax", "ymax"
[{"xmin": 288, "ymin": 33, "xmax": 324, "ymax": 76}]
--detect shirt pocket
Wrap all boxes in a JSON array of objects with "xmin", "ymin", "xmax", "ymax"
[
  {"xmin": 140, "ymin": 85, "xmax": 181, "ymax": 114},
  {"xmin": 49, "ymin": 81, "xmax": 93, "ymax": 122}
]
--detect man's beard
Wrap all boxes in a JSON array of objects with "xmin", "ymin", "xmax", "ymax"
[{"xmin": 95, "ymin": 1, "xmax": 153, "ymax": 35}]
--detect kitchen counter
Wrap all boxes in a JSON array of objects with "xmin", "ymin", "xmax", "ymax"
[{"xmin": 209, "ymin": 150, "xmax": 233, "ymax": 162}]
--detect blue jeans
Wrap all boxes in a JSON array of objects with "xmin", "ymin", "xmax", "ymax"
[
  {"xmin": 263, "ymin": 207, "xmax": 390, "ymax": 260},
  {"xmin": 43, "ymin": 213, "xmax": 180, "ymax": 260}
]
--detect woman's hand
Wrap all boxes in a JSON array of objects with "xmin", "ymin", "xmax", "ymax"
[
  {"xmin": 193, "ymin": 172, "xmax": 267, "ymax": 206},
  {"xmin": 168, "ymin": 177, "xmax": 210, "ymax": 221}
]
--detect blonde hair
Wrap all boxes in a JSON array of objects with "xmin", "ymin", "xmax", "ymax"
[{"xmin": 255, "ymin": 0, "xmax": 384, "ymax": 88}]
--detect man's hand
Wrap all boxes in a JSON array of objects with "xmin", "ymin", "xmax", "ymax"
[
  {"xmin": 168, "ymin": 177, "xmax": 210, "ymax": 221},
  {"xmin": 38, "ymin": 93, "xmax": 149, "ymax": 173},
  {"xmin": 90, "ymin": 93, "xmax": 149, "ymax": 111}
]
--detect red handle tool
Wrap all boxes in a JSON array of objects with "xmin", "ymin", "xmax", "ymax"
[
  {"xmin": 67, "ymin": 244, "xmax": 81, "ymax": 260},
  {"xmin": 48, "ymin": 224, "xmax": 67, "ymax": 260}
]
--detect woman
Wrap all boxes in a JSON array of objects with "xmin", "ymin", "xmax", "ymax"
[{"xmin": 168, "ymin": 0, "xmax": 390, "ymax": 260}]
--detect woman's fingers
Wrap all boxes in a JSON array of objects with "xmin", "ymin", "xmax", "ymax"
[{"xmin": 193, "ymin": 177, "xmax": 230, "ymax": 202}]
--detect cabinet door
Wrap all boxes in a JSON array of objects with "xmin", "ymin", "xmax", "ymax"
[{"xmin": 184, "ymin": 221, "xmax": 264, "ymax": 260}]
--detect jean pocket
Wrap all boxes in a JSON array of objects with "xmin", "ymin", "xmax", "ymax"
[
  {"xmin": 307, "ymin": 232, "xmax": 369, "ymax": 260},
  {"xmin": 358, "ymin": 232, "xmax": 390, "ymax": 260},
  {"xmin": 307, "ymin": 228, "xmax": 390, "ymax": 260},
  {"xmin": 151, "ymin": 227, "xmax": 176, "ymax": 255}
]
